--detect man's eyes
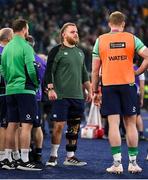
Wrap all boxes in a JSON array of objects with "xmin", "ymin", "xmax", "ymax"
[{"xmin": 70, "ymin": 31, "xmax": 78, "ymax": 34}]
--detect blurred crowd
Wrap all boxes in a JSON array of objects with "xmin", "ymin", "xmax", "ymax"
[
  {"xmin": 0, "ymin": 0, "xmax": 148, "ymax": 72},
  {"xmin": 0, "ymin": 1, "xmax": 148, "ymax": 171}
]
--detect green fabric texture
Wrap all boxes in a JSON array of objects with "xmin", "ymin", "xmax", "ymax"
[
  {"xmin": 52, "ymin": 46, "xmax": 89, "ymax": 99},
  {"xmin": 1, "ymin": 35, "xmax": 39, "ymax": 95},
  {"xmin": 111, "ymin": 146, "xmax": 121, "ymax": 155},
  {"xmin": 128, "ymin": 147, "xmax": 138, "ymax": 156}
]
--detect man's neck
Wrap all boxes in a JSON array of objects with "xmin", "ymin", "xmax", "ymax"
[
  {"xmin": 110, "ymin": 25, "xmax": 124, "ymax": 32},
  {"xmin": 111, "ymin": 29, "xmax": 121, "ymax": 32},
  {"xmin": 15, "ymin": 32, "xmax": 25, "ymax": 39}
]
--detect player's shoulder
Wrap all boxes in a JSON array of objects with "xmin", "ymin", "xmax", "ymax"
[
  {"xmin": 24, "ymin": 41, "xmax": 34, "ymax": 53},
  {"xmin": 123, "ymin": 31, "xmax": 134, "ymax": 38},
  {"xmin": 74, "ymin": 46, "xmax": 85, "ymax": 58},
  {"xmin": 50, "ymin": 44, "xmax": 62, "ymax": 52},
  {"xmin": 75, "ymin": 45, "xmax": 84, "ymax": 53},
  {"xmin": 99, "ymin": 32, "xmax": 110, "ymax": 38}
]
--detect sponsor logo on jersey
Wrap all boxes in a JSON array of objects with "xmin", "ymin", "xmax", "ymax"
[
  {"xmin": 108, "ymin": 55, "xmax": 127, "ymax": 61},
  {"xmin": 110, "ymin": 42, "xmax": 126, "ymax": 49}
]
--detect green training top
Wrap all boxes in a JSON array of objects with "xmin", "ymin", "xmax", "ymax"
[
  {"xmin": 1, "ymin": 35, "xmax": 39, "ymax": 95},
  {"xmin": 52, "ymin": 45, "xmax": 89, "ymax": 99}
]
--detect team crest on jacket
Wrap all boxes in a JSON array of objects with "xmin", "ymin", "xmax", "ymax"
[{"xmin": 64, "ymin": 52, "xmax": 68, "ymax": 55}]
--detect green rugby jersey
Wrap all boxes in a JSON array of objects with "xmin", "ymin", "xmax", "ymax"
[
  {"xmin": 52, "ymin": 45, "xmax": 89, "ymax": 99},
  {"xmin": 1, "ymin": 35, "xmax": 39, "ymax": 95}
]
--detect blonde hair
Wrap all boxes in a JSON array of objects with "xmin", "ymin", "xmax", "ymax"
[
  {"xmin": 60, "ymin": 22, "xmax": 76, "ymax": 44},
  {"xmin": 0, "ymin": 28, "xmax": 13, "ymax": 42},
  {"xmin": 109, "ymin": 11, "xmax": 126, "ymax": 25}
]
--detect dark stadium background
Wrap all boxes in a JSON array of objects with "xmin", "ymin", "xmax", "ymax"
[{"xmin": 0, "ymin": 0, "xmax": 148, "ymax": 179}]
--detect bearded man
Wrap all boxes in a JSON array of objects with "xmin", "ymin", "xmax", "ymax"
[{"xmin": 44, "ymin": 22, "xmax": 91, "ymax": 167}]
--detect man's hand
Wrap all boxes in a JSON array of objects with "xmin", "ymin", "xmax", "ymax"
[
  {"xmin": 83, "ymin": 81, "xmax": 92, "ymax": 102},
  {"xmin": 47, "ymin": 89, "xmax": 57, "ymax": 100},
  {"xmin": 84, "ymin": 90, "xmax": 92, "ymax": 102},
  {"xmin": 92, "ymin": 93, "xmax": 102, "ymax": 107},
  {"xmin": 135, "ymin": 70, "xmax": 139, "ymax": 76}
]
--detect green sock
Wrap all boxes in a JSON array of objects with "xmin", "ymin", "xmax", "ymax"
[
  {"xmin": 111, "ymin": 146, "xmax": 121, "ymax": 155},
  {"xmin": 128, "ymin": 147, "xmax": 138, "ymax": 156},
  {"xmin": 111, "ymin": 146, "xmax": 122, "ymax": 162}
]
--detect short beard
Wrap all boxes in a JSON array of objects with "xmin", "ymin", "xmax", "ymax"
[{"xmin": 66, "ymin": 36, "xmax": 79, "ymax": 45}]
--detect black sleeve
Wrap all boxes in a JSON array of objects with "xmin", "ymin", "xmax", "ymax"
[
  {"xmin": 82, "ymin": 61, "xmax": 89, "ymax": 83},
  {"xmin": 44, "ymin": 44, "xmax": 61, "ymax": 86}
]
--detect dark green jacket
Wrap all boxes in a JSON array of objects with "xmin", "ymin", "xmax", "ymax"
[{"xmin": 44, "ymin": 44, "xmax": 89, "ymax": 99}]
